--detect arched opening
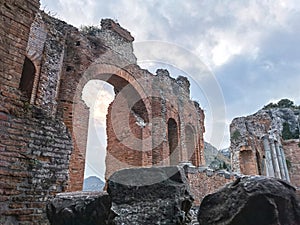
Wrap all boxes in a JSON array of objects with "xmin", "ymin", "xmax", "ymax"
[
  {"xmin": 185, "ymin": 125, "xmax": 197, "ymax": 165},
  {"xmin": 168, "ymin": 118, "xmax": 179, "ymax": 165},
  {"xmin": 20, "ymin": 56, "xmax": 35, "ymax": 99},
  {"xmin": 66, "ymin": 68, "xmax": 150, "ymax": 191},
  {"xmin": 81, "ymin": 80, "xmax": 114, "ymax": 191}
]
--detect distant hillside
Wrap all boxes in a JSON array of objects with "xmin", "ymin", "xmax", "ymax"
[
  {"xmin": 83, "ymin": 176, "xmax": 105, "ymax": 191},
  {"xmin": 204, "ymin": 141, "xmax": 219, "ymax": 166},
  {"xmin": 204, "ymin": 142, "xmax": 231, "ymax": 171},
  {"xmin": 219, "ymin": 148, "xmax": 231, "ymax": 159}
]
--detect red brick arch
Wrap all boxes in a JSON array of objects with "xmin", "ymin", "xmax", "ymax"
[{"xmin": 62, "ymin": 63, "xmax": 151, "ymax": 191}]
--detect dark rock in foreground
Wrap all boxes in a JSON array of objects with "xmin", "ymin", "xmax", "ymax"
[
  {"xmin": 198, "ymin": 176, "xmax": 300, "ymax": 225},
  {"xmin": 107, "ymin": 166, "xmax": 194, "ymax": 225},
  {"xmin": 46, "ymin": 191, "xmax": 111, "ymax": 225}
]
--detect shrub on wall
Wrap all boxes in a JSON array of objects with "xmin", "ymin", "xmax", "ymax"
[{"xmin": 231, "ymin": 130, "xmax": 241, "ymax": 141}]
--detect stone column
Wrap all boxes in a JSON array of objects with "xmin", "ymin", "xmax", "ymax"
[
  {"xmin": 275, "ymin": 141, "xmax": 286, "ymax": 180},
  {"xmin": 269, "ymin": 137, "xmax": 281, "ymax": 179},
  {"xmin": 276, "ymin": 133, "xmax": 291, "ymax": 182},
  {"xmin": 280, "ymin": 146, "xmax": 291, "ymax": 182},
  {"xmin": 262, "ymin": 135, "xmax": 275, "ymax": 177}
]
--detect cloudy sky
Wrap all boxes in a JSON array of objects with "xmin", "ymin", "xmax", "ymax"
[{"xmin": 41, "ymin": 0, "xmax": 300, "ymax": 179}]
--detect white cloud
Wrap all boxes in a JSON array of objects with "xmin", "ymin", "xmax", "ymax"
[{"xmin": 82, "ymin": 80, "xmax": 114, "ymax": 126}]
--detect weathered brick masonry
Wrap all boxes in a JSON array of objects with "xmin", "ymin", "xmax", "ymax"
[
  {"xmin": 186, "ymin": 167, "xmax": 235, "ymax": 205},
  {"xmin": 0, "ymin": 1, "xmax": 72, "ymax": 224},
  {"xmin": 0, "ymin": 0, "xmax": 221, "ymax": 223},
  {"xmin": 283, "ymin": 139, "xmax": 300, "ymax": 187}
]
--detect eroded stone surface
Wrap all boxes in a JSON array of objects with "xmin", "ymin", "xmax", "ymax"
[
  {"xmin": 230, "ymin": 107, "xmax": 300, "ymax": 186},
  {"xmin": 198, "ymin": 176, "xmax": 300, "ymax": 225},
  {"xmin": 46, "ymin": 191, "xmax": 111, "ymax": 225},
  {"xmin": 107, "ymin": 166, "xmax": 194, "ymax": 225}
]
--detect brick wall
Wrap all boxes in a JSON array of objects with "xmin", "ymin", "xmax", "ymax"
[
  {"xmin": 0, "ymin": 1, "xmax": 74, "ymax": 224},
  {"xmin": 1, "ymin": 1, "xmax": 207, "ymax": 223},
  {"xmin": 186, "ymin": 167, "xmax": 236, "ymax": 205},
  {"xmin": 0, "ymin": 108, "xmax": 73, "ymax": 224},
  {"xmin": 0, "ymin": 0, "xmax": 39, "ymax": 111},
  {"xmin": 283, "ymin": 139, "xmax": 300, "ymax": 187}
]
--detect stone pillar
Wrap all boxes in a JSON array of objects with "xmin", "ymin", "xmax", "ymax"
[
  {"xmin": 269, "ymin": 137, "xmax": 281, "ymax": 179},
  {"xmin": 275, "ymin": 141, "xmax": 286, "ymax": 180},
  {"xmin": 262, "ymin": 136, "xmax": 275, "ymax": 177},
  {"xmin": 276, "ymin": 133, "xmax": 291, "ymax": 183},
  {"xmin": 280, "ymin": 146, "xmax": 291, "ymax": 182}
]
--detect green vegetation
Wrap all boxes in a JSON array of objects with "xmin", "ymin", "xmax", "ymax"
[
  {"xmin": 231, "ymin": 130, "xmax": 241, "ymax": 140},
  {"xmin": 282, "ymin": 122, "xmax": 299, "ymax": 140},
  {"xmin": 263, "ymin": 98, "xmax": 300, "ymax": 110},
  {"xmin": 209, "ymin": 158, "xmax": 230, "ymax": 171}
]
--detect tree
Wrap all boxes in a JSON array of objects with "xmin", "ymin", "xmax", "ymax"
[
  {"xmin": 277, "ymin": 99, "xmax": 294, "ymax": 108},
  {"xmin": 263, "ymin": 102, "xmax": 277, "ymax": 110}
]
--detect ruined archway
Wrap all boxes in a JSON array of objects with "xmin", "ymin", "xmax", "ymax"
[
  {"xmin": 168, "ymin": 118, "xmax": 179, "ymax": 165},
  {"xmin": 185, "ymin": 124, "xmax": 197, "ymax": 166},
  {"xmin": 61, "ymin": 64, "xmax": 151, "ymax": 191}
]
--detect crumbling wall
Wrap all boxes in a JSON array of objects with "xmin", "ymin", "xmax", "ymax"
[
  {"xmin": 186, "ymin": 167, "xmax": 236, "ymax": 205},
  {"xmin": 0, "ymin": 0, "xmax": 39, "ymax": 112},
  {"xmin": 230, "ymin": 108, "xmax": 300, "ymax": 187},
  {"xmin": 0, "ymin": 2, "xmax": 73, "ymax": 224},
  {"xmin": 0, "ymin": 1, "xmax": 207, "ymax": 223},
  {"xmin": 283, "ymin": 139, "xmax": 300, "ymax": 187},
  {"xmin": 53, "ymin": 19, "xmax": 205, "ymax": 184},
  {"xmin": 0, "ymin": 109, "xmax": 72, "ymax": 225}
]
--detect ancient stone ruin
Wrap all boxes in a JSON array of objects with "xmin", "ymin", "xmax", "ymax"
[
  {"xmin": 2, "ymin": 0, "xmax": 300, "ymax": 224},
  {"xmin": 230, "ymin": 105, "xmax": 300, "ymax": 187},
  {"xmin": 1, "ymin": 1, "xmax": 235, "ymax": 224}
]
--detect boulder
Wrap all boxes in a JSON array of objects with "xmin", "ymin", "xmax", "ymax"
[
  {"xmin": 198, "ymin": 176, "xmax": 300, "ymax": 225},
  {"xmin": 107, "ymin": 166, "xmax": 194, "ymax": 225},
  {"xmin": 46, "ymin": 191, "xmax": 111, "ymax": 225}
]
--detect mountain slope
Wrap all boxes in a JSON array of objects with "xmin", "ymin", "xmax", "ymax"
[{"xmin": 83, "ymin": 176, "xmax": 105, "ymax": 191}]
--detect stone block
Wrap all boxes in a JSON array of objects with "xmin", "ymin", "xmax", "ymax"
[
  {"xmin": 46, "ymin": 191, "xmax": 112, "ymax": 225},
  {"xmin": 107, "ymin": 166, "xmax": 194, "ymax": 224},
  {"xmin": 198, "ymin": 176, "xmax": 300, "ymax": 225}
]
